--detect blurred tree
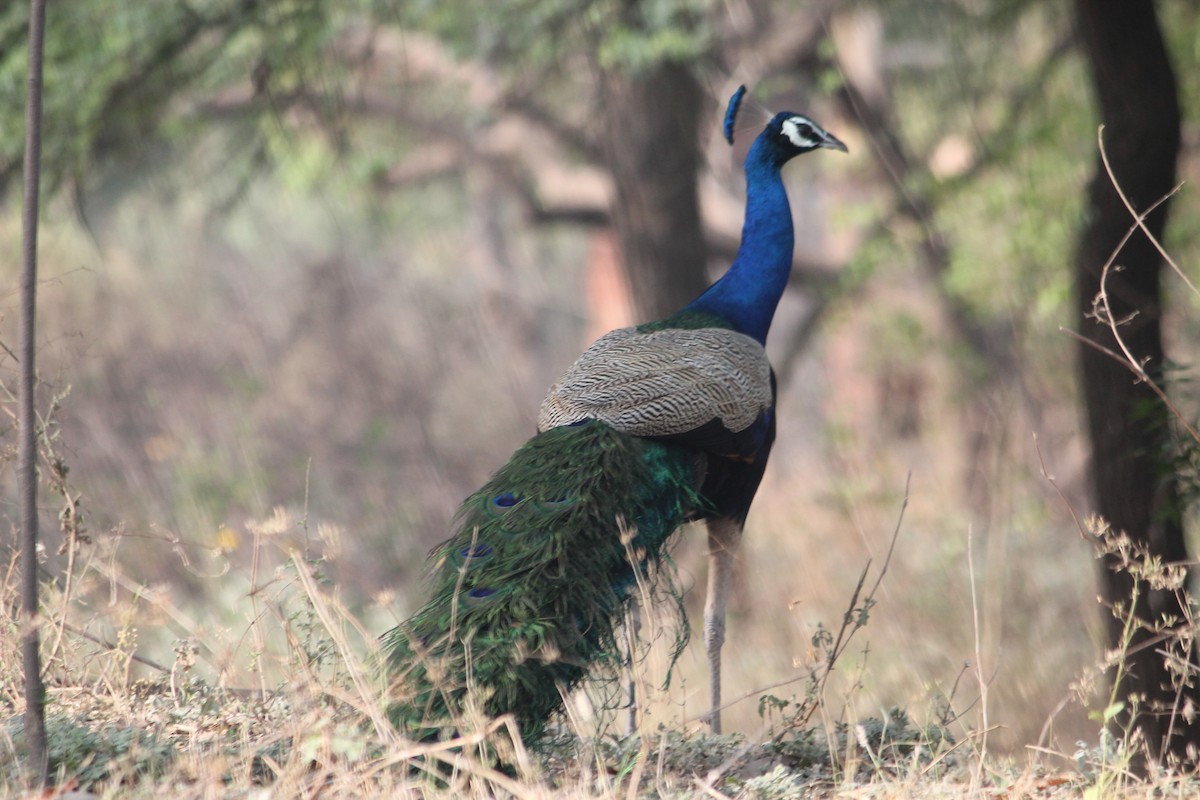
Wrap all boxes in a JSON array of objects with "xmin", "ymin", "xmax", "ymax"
[
  {"xmin": 408, "ymin": 0, "xmax": 721, "ymax": 320},
  {"xmin": 599, "ymin": 60, "xmax": 708, "ymax": 320},
  {"xmin": 1073, "ymin": 0, "xmax": 1197, "ymax": 765},
  {"xmin": 0, "ymin": 1, "xmax": 333, "ymax": 193}
]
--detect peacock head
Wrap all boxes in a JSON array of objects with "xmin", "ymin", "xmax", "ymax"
[
  {"xmin": 763, "ymin": 112, "xmax": 848, "ymax": 163},
  {"xmin": 724, "ymin": 87, "xmax": 847, "ymax": 166}
]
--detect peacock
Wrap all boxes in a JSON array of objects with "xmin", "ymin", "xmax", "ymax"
[{"xmin": 383, "ymin": 87, "xmax": 847, "ymax": 744}]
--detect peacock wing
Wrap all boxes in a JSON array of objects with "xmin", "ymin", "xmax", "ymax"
[{"xmin": 536, "ymin": 327, "xmax": 773, "ymax": 459}]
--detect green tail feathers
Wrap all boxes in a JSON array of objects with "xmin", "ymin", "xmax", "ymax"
[{"xmin": 383, "ymin": 419, "xmax": 705, "ymax": 743}]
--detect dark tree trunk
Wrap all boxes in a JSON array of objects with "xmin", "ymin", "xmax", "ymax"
[
  {"xmin": 599, "ymin": 64, "xmax": 709, "ymax": 322},
  {"xmin": 1073, "ymin": 0, "xmax": 1197, "ymax": 765}
]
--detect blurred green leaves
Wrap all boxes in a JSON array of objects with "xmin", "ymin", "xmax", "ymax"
[
  {"xmin": 0, "ymin": 0, "xmax": 343, "ymax": 193},
  {"xmin": 402, "ymin": 0, "xmax": 714, "ymax": 72}
]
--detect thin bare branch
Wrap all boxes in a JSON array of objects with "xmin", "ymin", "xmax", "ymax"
[
  {"xmin": 1063, "ymin": 327, "xmax": 1200, "ymax": 444},
  {"xmin": 1032, "ymin": 433, "xmax": 1090, "ymax": 541},
  {"xmin": 1098, "ymin": 125, "xmax": 1196, "ymax": 299}
]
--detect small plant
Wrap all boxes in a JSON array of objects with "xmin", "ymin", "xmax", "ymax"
[
  {"xmin": 757, "ymin": 701, "xmax": 954, "ymax": 781},
  {"xmin": 741, "ymin": 764, "xmax": 805, "ymax": 800},
  {"xmin": 2, "ymin": 714, "xmax": 174, "ymax": 789},
  {"xmin": 1045, "ymin": 514, "xmax": 1200, "ymax": 793}
]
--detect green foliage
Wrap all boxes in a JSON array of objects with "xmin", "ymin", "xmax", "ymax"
[
  {"xmin": 0, "ymin": 0, "xmax": 369, "ymax": 193},
  {"xmin": 3, "ymin": 714, "xmax": 174, "ymax": 789},
  {"xmin": 888, "ymin": 8, "xmax": 1086, "ymax": 318},
  {"xmin": 741, "ymin": 765, "xmax": 806, "ymax": 800},
  {"xmin": 403, "ymin": 0, "xmax": 715, "ymax": 73},
  {"xmin": 593, "ymin": 0, "xmax": 714, "ymax": 71},
  {"xmin": 757, "ymin": 702, "xmax": 954, "ymax": 781}
]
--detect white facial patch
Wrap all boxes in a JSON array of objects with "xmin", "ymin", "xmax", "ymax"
[{"xmin": 781, "ymin": 116, "xmax": 821, "ymax": 149}]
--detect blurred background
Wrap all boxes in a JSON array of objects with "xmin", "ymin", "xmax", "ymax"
[{"xmin": 0, "ymin": 0, "xmax": 1198, "ymax": 757}]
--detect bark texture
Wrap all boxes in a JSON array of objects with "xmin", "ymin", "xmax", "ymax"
[{"xmin": 1074, "ymin": 0, "xmax": 1196, "ymax": 765}]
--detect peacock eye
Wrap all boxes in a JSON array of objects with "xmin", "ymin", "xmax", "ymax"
[
  {"xmin": 781, "ymin": 116, "xmax": 821, "ymax": 149},
  {"xmin": 491, "ymin": 492, "xmax": 519, "ymax": 509},
  {"xmin": 459, "ymin": 543, "xmax": 494, "ymax": 562},
  {"xmin": 464, "ymin": 586, "xmax": 501, "ymax": 608},
  {"xmin": 537, "ymin": 492, "xmax": 577, "ymax": 513},
  {"xmin": 785, "ymin": 122, "xmax": 815, "ymax": 143}
]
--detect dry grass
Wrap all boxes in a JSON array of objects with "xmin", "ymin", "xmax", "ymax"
[{"xmin": 0, "ymin": 477, "xmax": 1197, "ymax": 798}]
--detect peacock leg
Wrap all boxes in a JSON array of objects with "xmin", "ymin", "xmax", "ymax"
[{"xmin": 703, "ymin": 516, "xmax": 742, "ymax": 734}]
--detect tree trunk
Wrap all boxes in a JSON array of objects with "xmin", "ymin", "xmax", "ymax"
[
  {"xmin": 599, "ymin": 64, "xmax": 709, "ymax": 322},
  {"xmin": 1073, "ymin": 0, "xmax": 1197, "ymax": 765}
]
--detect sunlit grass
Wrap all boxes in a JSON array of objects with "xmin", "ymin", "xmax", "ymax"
[{"xmin": 1, "ymin": 495, "xmax": 1197, "ymax": 797}]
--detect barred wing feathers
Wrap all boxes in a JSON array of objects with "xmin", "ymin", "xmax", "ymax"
[{"xmin": 537, "ymin": 327, "xmax": 772, "ymax": 449}]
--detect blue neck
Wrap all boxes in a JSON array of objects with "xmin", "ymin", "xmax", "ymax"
[{"xmin": 682, "ymin": 136, "xmax": 793, "ymax": 345}]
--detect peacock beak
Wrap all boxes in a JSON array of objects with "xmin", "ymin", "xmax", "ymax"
[{"xmin": 820, "ymin": 131, "xmax": 849, "ymax": 153}]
